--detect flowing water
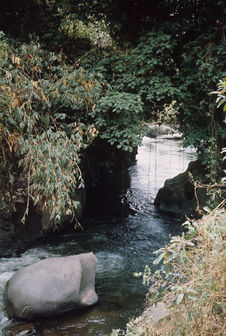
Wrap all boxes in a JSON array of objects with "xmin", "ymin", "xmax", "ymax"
[{"xmin": 0, "ymin": 137, "xmax": 196, "ymax": 336}]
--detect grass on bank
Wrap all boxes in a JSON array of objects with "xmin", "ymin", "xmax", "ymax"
[{"xmin": 112, "ymin": 202, "xmax": 226, "ymax": 336}]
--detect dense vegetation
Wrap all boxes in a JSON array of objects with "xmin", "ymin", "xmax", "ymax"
[{"xmin": 0, "ymin": 0, "xmax": 225, "ymax": 227}]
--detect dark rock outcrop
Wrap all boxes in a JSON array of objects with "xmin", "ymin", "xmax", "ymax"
[
  {"xmin": 0, "ymin": 206, "xmax": 43, "ymax": 257},
  {"xmin": 0, "ymin": 196, "xmax": 73, "ymax": 257},
  {"xmin": 0, "ymin": 163, "xmax": 84, "ymax": 256},
  {"xmin": 155, "ymin": 160, "xmax": 208, "ymax": 220},
  {"xmin": 82, "ymin": 139, "xmax": 136, "ymax": 217}
]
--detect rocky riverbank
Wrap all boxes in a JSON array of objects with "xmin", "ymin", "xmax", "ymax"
[{"xmin": 0, "ymin": 140, "xmax": 135, "ymax": 257}]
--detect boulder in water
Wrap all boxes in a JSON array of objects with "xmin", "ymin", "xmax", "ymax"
[
  {"xmin": 4, "ymin": 253, "xmax": 98, "ymax": 320},
  {"xmin": 154, "ymin": 160, "xmax": 208, "ymax": 220},
  {"xmin": 145, "ymin": 123, "xmax": 182, "ymax": 139}
]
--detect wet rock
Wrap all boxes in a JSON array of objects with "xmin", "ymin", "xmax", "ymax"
[
  {"xmin": 148, "ymin": 302, "xmax": 169, "ymax": 325},
  {"xmin": 4, "ymin": 253, "xmax": 98, "ymax": 320},
  {"xmin": 155, "ymin": 160, "xmax": 208, "ymax": 220},
  {"xmin": 0, "ymin": 234, "xmax": 15, "ymax": 257},
  {"xmin": 0, "ymin": 191, "xmax": 85, "ymax": 257},
  {"xmin": 0, "ymin": 185, "xmax": 16, "ymax": 256},
  {"xmin": 145, "ymin": 124, "xmax": 182, "ymax": 139},
  {"xmin": 0, "ymin": 200, "xmax": 48, "ymax": 257},
  {"xmin": 82, "ymin": 139, "xmax": 136, "ymax": 216}
]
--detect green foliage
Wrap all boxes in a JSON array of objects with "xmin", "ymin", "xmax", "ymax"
[
  {"xmin": 84, "ymin": 31, "xmax": 178, "ymax": 118},
  {"xmin": 176, "ymin": 35, "xmax": 226, "ymax": 154},
  {"xmin": 90, "ymin": 90, "xmax": 144, "ymax": 151},
  {"xmin": 0, "ymin": 32, "xmax": 144, "ymax": 227},
  {"xmin": 215, "ymin": 79, "xmax": 226, "ymax": 111},
  {"xmin": 0, "ymin": 32, "xmax": 100, "ymax": 226},
  {"xmin": 157, "ymin": 101, "xmax": 179, "ymax": 126},
  {"xmin": 60, "ymin": 15, "xmax": 115, "ymax": 49},
  {"xmin": 81, "ymin": 21, "xmax": 225, "ymax": 168},
  {"xmin": 0, "ymin": 0, "xmax": 225, "ymax": 226},
  {"xmin": 19, "ymin": 127, "xmax": 86, "ymax": 226},
  {"xmin": 201, "ymin": 79, "xmax": 226, "ymax": 207},
  {"xmin": 2, "ymin": 1, "xmax": 225, "ymax": 157},
  {"xmin": 116, "ymin": 31, "xmax": 177, "ymax": 114},
  {"xmin": 212, "ymin": 78, "xmax": 226, "ymax": 120}
]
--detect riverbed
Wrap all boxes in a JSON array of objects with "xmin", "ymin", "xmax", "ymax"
[{"xmin": 0, "ymin": 137, "xmax": 196, "ymax": 336}]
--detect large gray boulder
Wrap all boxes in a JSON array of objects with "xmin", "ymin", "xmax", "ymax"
[{"xmin": 4, "ymin": 253, "xmax": 98, "ymax": 320}]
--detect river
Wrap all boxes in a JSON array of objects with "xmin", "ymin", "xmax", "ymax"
[{"xmin": 0, "ymin": 137, "xmax": 196, "ymax": 336}]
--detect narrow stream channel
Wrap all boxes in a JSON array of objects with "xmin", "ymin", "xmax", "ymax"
[{"xmin": 0, "ymin": 137, "xmax": 196, "ymax": 336}]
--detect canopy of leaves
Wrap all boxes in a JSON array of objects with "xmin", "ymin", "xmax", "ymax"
[
  {"xmin": 0, "ymin": 32, "xmax": 143, "ymax": 227},
  {"xmin": 0, "ymin": 0, "xmax": 225, "ymax": 226}
]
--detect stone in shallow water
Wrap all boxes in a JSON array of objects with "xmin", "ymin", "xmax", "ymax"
[
  {"xmin": 4, "ymin": 253, "xmax": 98, "ymax": 321},
  {"xmin": 155, "ymin": 160, "xmax": 207, "ymax": 220}
]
